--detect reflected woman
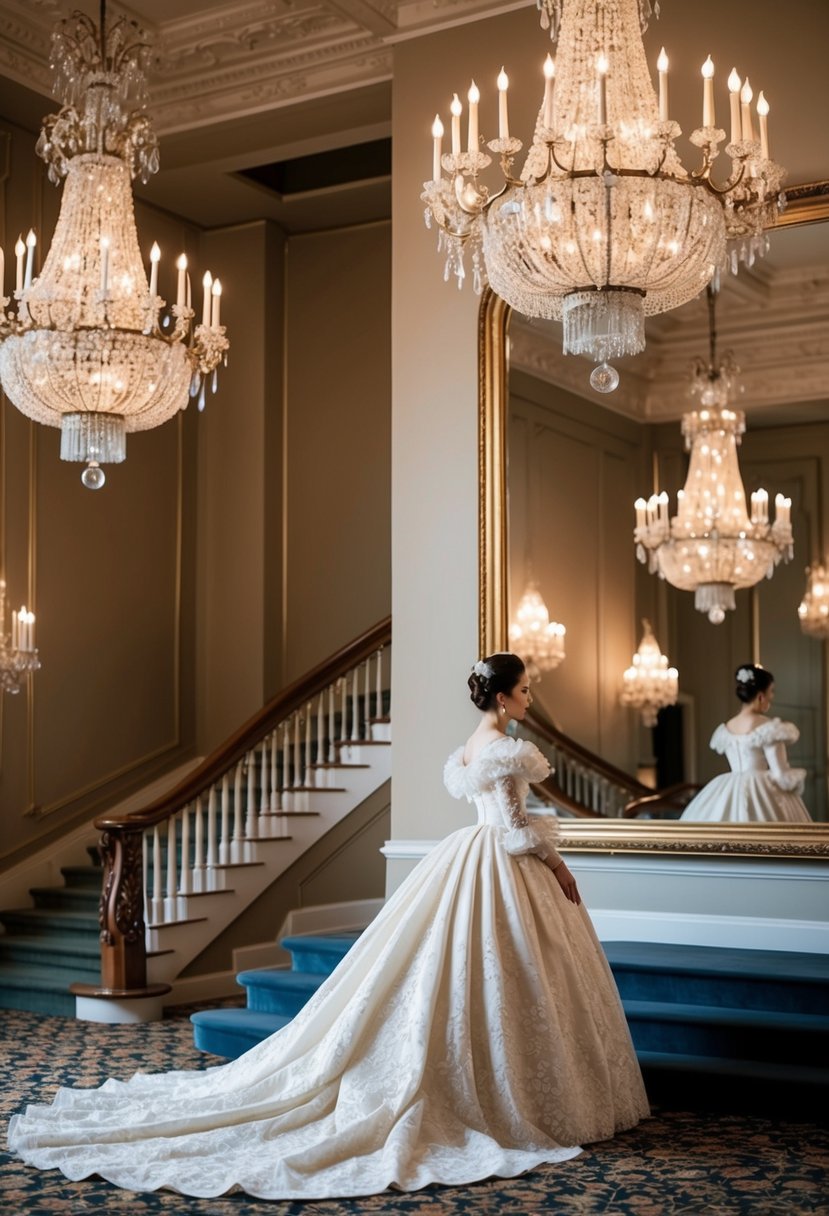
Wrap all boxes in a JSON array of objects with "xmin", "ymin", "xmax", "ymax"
[{"xmin": 680, "ymin": 664, "xmax": 811, "ymax": 823}]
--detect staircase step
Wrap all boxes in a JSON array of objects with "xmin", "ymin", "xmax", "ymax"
[
  {"xmin": 59, "ymin": 865, "xmax": 104, "ymax": 889},
  {"xmin": 0, "ymin": 933, "xmax": 102, "ymax": 968},
  {"xmin": 29, "ymin": 886, "xmax": 101, "ymax": 912},
  {"xmin": 237, "ymin": 968, "xmax": 325, "ymax": 1016},
  {"xmin": 623, "ymin": 999, "xmax": 829, "ymax": 1066},
  {"xmin": 0, "ymin": 907, "xmax": 100, "ymax": 937},
  {"xmin": 280, "ymin": 933, "xmax": 361, "ymax": 975},
  {"xmin": 637, "ymin": 1049, "xmax": 829, "ymax": 1088},
  {"xmin": 0, "ymin": 963, "xmax": 98, "ymax": 1016},
  {"xmin": 190, "ymin": 1007, "xmax": 290, "ymax": 1059},
  {"xmin": 606, "ymin": 942, "xmax": 829, "ymax": 1015}
]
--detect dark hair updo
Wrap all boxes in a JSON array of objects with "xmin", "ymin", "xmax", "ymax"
[
  {"xmin": 734, "ymin": 663, "xmax": 774, "ymax": 703},
  {"xmin": 468, "ymin": 652, "xmax": 526, "ymax": 711}
]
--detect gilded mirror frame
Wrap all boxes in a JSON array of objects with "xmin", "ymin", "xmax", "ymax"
[{"xmin": 478, "ymin": 180, "xmax": 829, "ymax": 858}]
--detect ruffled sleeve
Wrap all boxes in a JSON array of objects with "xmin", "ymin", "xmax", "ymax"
[
  {"xmin": 757, "ymin": 719, "xmax": 807, "ymax": 794},
  {"xmin": 709, "ymin": 725, "xmax": 729, "ymax": 755},
  {"xmin": 443, "ymin": 748, "xmax": 468, "ymax": 801},
  {"xmin": 473, "ymin": 736, "xmax": 551, "ymax": 785},
  {"xmin": 753, "ymin": 717, "xmax": 799, "ymax": 748}
]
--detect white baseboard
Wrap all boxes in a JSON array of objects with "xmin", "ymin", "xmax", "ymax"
[{"xmin": 590, "ymin": 908, "xmax": 829, "ymax": 954}]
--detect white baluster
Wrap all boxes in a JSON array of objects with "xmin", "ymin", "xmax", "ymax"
[
  {"xmin": 350, "ymin": 666, "xmax": 360, "ymax": 741},
  {"xmin": 260, "ymin": 736, "xmax": 269, "ymax": 817},
  {"xmin": 375, "ymin": 647, "xmax": 383, "ymax": 723},
  {"xmin": 293, "ymin": 714, "xmax": 302, "ymax": 788},
  {"xmin": 219, "ymin": 773, "xmax": 230, "ymax": 864},
  {"xmin": 151, "ymin": 826, "xmax": 163, "ymax": 925},
  {"xmin": 270, "ymin": 729, "xmax": 280, "ymax": 813},
  {"xmin": 193, "ymin": 793, "xmax": 205, "ymax": 893},
  {"xmin": 232, "ymin": 760, "xmax": 244, "ymax": 862},
  {"xmin": 328, "ymin": 684, "xmax": 336, "ymax": 762},
  {"xmin": 142, "ymin": 831, "xmax": 150, "ymax": 940},
  {"xmin": 363, "ymin": 660, "xmax": 370, "ymax": 739},
  {"xmin": 180, "ymin": 803, "xmax": 192, "ymax": 896},
  {"xmin": 282, "ymin": 720, "xmax": 292, "ymax": 812},
  {"xmin": 164, "ymin": 815, "xmax": 178, "ymax": 922},
  {"xmin": 303, "ymin": 701, "xmax": 312, "ymax": 786},
  {"xmin": 206, "ymin": 785, "xmax": 218, "ymax": 876},
  {"xmin": 245, "ymin": 750, "xmax": 257, "ymax": 847},
  {"xmin": 316, "ymin": 693, "xmax": 325, "ymax": 773},
  {"xmin": 340, "ymin": 675, "xmax": 348, "ymax": 744}
]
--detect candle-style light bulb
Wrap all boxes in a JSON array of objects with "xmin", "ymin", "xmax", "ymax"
[
  {"xmin": 701, "ymin": 55, "xmax": 715, "ymax": 128},
  {"xmin": 728, "ymin": 68, "xmax": 742, "ymax": 145},
  {"xmin": 210, "ymin": 277, "xmax": 222, "ymax": 328},
  {"xmin": 176, "ymin": 253, "xmax": 188, "ymax": 309},
  {"xmin": 431, "ymin": 115, "xmax": 444, "ymax": 180},
  {"xmin": 450, "ymin": 93, "xmax": 462, "ymax": 157},
  {"xmin": 148, "ymin": 241, "xmax": 160, "ymax": 298},
  {"xmin": 467, "ymin": 80, "xmax": 480, "ymax": 153},
  {"xmin": 740, "ymin": 78, "xmax": 754, "ymax": 142},
  {"xmin": 23, "ymin": 229, "xmax": 36, "ymax": 289},
  {"xmin": 543, "ymin": 54, "xmax": 555, "ymax": 129},
  {"xmin": 656, "ymin": 47, "xmax": 669, "ymax": 121},
  {"xmin": 202, "ymin": 270, "xmax": 213, "ymax": 326},
  {"xmin": 14, "ymin": 235, "xmax": 25, "ymax": 293},
  {"xmin": 756, "ymin": 90, "xmax": 770, "ymax": 159},
  {"xmin": 497, "ymin": 67, "xmax": 509, "ymax": 140}
]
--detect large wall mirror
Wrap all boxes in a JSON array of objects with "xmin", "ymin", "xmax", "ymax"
[{"xmin": 479, "ymin": 183, "xmax": 829, "ymax": 857}]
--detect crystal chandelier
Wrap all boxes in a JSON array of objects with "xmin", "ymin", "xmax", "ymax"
[
  {"xmin": 634, "ymin": 289, "xmax": 793, "ymax": 624},
  {"xmin": 620, "ymin": 619, "xmax": 677, "ymax": 727},
  {"xmin": 421, "ymin": 0, "xmax": 785, "ymax": 392},
  {"xmin": 798, "ymin": 564, "xmax": 829, "ymax": 639},
  {"xmin": 0, "ymin": 4, "xmax": 229, "ymax": 489},
  {"xmin": 0, "ymin": 579, "xmax": 40, "ymax": 694},
  {"xmin": 509, "ymin": 582, "xmax": 566, "ymax": 678}
]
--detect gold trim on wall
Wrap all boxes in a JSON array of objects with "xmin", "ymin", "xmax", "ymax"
[{"xmin": 477, "ymin": 182, "xmax": 829, "ymax": 858}]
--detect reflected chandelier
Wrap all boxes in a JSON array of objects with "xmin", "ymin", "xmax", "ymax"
[
  {"xmin": 633, "ymin": 288, "xmax": 793, "ymax": 624},
  {"xmin": 798, "ymin": 564, "xmax": 829, "ymax": 639},
  {"xmin": 421, "ymin": 0, "xmax": 785, "ymax": 392},
  {"xmin": 0, "ymin": 579, "xmax": 39, "ymax": 695},
  {"xmin": 509, "ymin": 582, "xmax": 566, "ymax": 678},
  {"xmin": 0, "ymin": 4, "xmax": 229, "ymax": 489},
  {"xmin": 620, "ymin": 619, "xmax": 677, "ymax": 727}
]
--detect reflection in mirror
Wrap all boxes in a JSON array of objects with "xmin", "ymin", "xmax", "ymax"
[{"xmin": 488, "ymin": 199, "xmax": 829, "ymax": 838}]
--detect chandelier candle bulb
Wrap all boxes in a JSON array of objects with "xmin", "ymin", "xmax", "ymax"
[
  {"xmin": 431, "ymin": 116, "xmax": 444, "ymax": 179},
  {"xmin": 702, "ymin": 56, "xmax": 715, "ymax": 128},
  {"xmin": 202, "ymin": 271, "xmax": 213, "ymax": 326},
  {"xmin": 467, "ymin": 82, "xmax": 480, "ymax": 152},
  {"xmin": 14, "ymin": 237, "xmax": 24, "ymax": 293},
  {"xmin": 728, "ymin": 69, "xmax": 742, "ymax": 146},
  {"xmin": 757, "ymin": 91, "xmax": 770, "ymax": 159},
  {"xmin": 23, "ymin": 230, "xmax": 36, "ymax": 290},
  {"xmin": 497, "ymin": 69, "xmax": 509, "ymax": 140},
  {"xmin": 543, "ymin": 55, "xmax": 555, "ymax": 129},
  {"xmin": 596, "ymin": 54, "xmax": 608, "ymax": 125},
  {"xmin": 450, "ymin": 94, "xmax": 462, "ymax": 157},
  {"xmin": 211, "ymin": 278, "xmax": 222, "ymax": 328},
  {"xmin": 635, "ymin": 497, "xmax": 646, "ymax": 529},
  {"xmin": 176, "ymin": 254, "xmax": 187, "ymax": 309},
  {"xmin": 740, "ymin": 79, "xmax": 754, "ymax": 142},
  {"xmin": 657, "ymin": 48, "xmax": 669, "ymax": 122},
  {"xmin": 148, "ymin": 241, "xmax": 160, "ymax": 298}
]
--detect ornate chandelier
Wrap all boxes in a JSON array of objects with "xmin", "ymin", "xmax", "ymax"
[
  {"xmin": 798, "ymin": 564, "xmax": 829, "ymax": 639},
  {"xmin": 620, "ymin": 619, "xmax": 677, "ymax": 727},
  {"xmin": 633, "ymin": 289, "xmax": 793, "ymax": 624},
  {"xmin": 0, "ymin": 5, "xmax": 229, "ymax": 489},
  {"xmin": 0, "ymin": 579, "xmax": 40, "ymax": 695},
  {"xmin": 508, "ymin": 582, "xmax": 566, "ymax": 678},
  {"xmin": 421, "ymin": 0, "xmax": 785, "ymax": 392}
]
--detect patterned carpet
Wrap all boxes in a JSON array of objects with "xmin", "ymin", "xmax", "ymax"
[{"xmin": 1, "ymin": 1006, "xmax": 827, "ymax": 1216}]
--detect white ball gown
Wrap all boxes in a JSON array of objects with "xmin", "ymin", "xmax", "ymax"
[
  {"xmin": 680, "ymin": 717, "xmax": 811, "ymax": 823},
  {"xmin": 7, "ymin": 736, "xmax": 648, "ymax": 1200}
]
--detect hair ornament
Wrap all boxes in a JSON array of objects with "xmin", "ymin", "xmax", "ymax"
[
  {"xmin": 736, "ymin": 667, "xmax": 754, "ymax": 683},
  {"xmin": 473, "ymin": 660, "xmax": 494, "ymax": 679}
]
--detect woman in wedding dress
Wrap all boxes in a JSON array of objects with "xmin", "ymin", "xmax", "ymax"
[
  {"xmin": 681, "ymin": 663, "xmax": 811, "ymax": 823},
  {"xmin": 8, "ymin": 652, "xmax": 649, "ymax": 1200}
]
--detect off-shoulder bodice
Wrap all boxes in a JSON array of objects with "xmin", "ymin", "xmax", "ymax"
[
  {"xmin": 444, "ymin": 735, "xmax": 560, "ymax": 860},
  {"xmin": 709, "ymin": 717, "xmax": 806, "ymax": 792}
]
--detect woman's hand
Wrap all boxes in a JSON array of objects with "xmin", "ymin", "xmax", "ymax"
[{"xmin": 548, "ymin": 858, "xmax": 581, "ymax": 905}]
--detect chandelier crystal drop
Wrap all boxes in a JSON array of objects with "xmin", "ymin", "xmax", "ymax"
[
  {"xmin": 798, "ymin": 564, "xmax": 829, "ymax": 639},
  {"xmin": 422, "ymin": 0, "xmax": 785, "ymax": 391},
  {"xmin": 0, "ymin": 580, "xmax": 40, "ymax": 695},
  {"xmin": 0, "ymin": 6, "xmax": 229, "ymax": 488},
  {"xmin": 508, "ymin": 582, "xmax": 566, "ymax": 678},
  {"xmin": 620, "ymin": 619, "xmax": 678, "ymax": 727},
  {"xmin": 633, "ymin": 290, "xmax": 793, "ymax": 624}
]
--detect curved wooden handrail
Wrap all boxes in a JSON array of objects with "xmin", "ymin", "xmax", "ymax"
[
  {"xmin": 93, "ymin": 617, "xmax": 391, "ymax": 996},
  {"xmin": 622, "ymin": 782, "xmax": 701, "ymax": 819},
  {"xmin": 525, "ymin": 705, "xmax": 652, "ymax": 798},
  {"xmin": 531, "ymin": 777, "xmax": 606, "ymax": 819}
]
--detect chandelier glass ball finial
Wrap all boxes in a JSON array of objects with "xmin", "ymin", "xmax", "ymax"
[
  {"xmin": 421, "ymin": 0, "xmax": 786, "ymax": 392},
  {"xmin": 0, "ymin": 6, "xmax": 229, "ymax": 488},
  {"xmin": 589, "ymin": 362, "xmax": 620, "ymax": 394}
]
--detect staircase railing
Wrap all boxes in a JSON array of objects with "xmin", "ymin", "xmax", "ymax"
[
  {"xmin": 85, "ymin": 617, "xmax": 391, "ymax": 998},
  {"xmin": 519, "ymin": 706, "xmax": 652, "ymax": 818}
]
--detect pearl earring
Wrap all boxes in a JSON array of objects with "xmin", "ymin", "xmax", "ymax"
[{"xmin": 500, "ymin": 705, "xmax": 506, "ymax": 715}]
